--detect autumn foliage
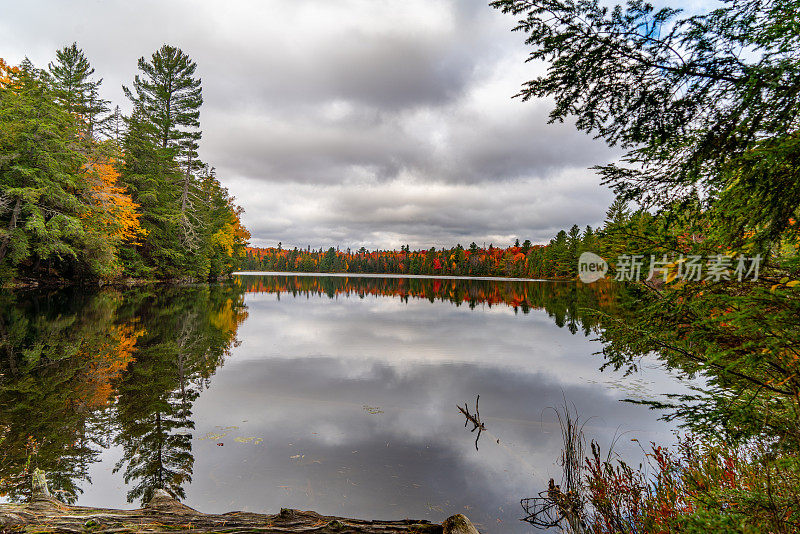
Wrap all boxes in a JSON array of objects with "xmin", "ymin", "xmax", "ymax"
[
  {"xmin": 0, "ymin": 284, "xmax": 249, "ymax": 503},
  {"xmin": 78, "ymin": 158, "xmax": 145, "ymax": 277},
  {"xmin": 83, "ymin": 160, "xmax": 143, "ymax": 243},
  {"xmin": 239, "ymin": 271, "xmax": 619, "ymax": 316},
  {"xmin": 242, "ymin": 243, "xmax": 551, "ymax": 279},
  {"xmin": 76, "ymin": 323, "xmax": 144, "ymax": 409},
  {"xmin": 0, "ymin": 58, "xmax": 18, "ymax": 89}
]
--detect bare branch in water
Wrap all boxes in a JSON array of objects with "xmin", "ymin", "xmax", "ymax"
[{"xmin": 458, "ymin": 395, "xmax": 486, "ymax": 451}]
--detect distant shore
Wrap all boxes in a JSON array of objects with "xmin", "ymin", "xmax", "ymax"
[{"xmin": 234, "ymin": 270, "xmax": 569, "ymax": 282}]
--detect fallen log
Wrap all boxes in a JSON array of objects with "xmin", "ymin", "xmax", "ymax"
[{"xmin": 0, "ymin": 470, "xmax": 483, "ymax": 533}]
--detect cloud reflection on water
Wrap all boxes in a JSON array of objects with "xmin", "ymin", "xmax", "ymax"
[{"xmin": 96, "ymin": 275, "xmax": 679, "ymax": 532}]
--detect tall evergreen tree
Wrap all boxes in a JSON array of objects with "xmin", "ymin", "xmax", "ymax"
[
  {"xmin": 566, "ymin": 224, "xmax": 582, "ymax": 260},
  {"xmin": 48, "ymin": 43, "xmax": 109, "ymax": 138},
  {"xmin": 109, "ymin": 105, "xmax": 125, "ymax": 143},
  {"xmin": 123, "ymin": 45, "xmax": 202, "ymax": 154},
  {"xmin": 123, "ymin": 45, "xmax": 203, "ymax": 250},
  {"xmin": 0, "ymin": 47, "xmax": 247, "ymax": 284},
  {"xmin": 113, "ymin": 285, "xmax": 247, "ymax": 504}
]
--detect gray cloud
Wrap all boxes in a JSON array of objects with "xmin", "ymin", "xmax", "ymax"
[
  {"xmin": 204, "ymin": 95, "xmax": 612, "ymax": 187},
  {"xmin": 0, "ymin": 0, "xmax": 618, "ymax": 248},
  {"xmin": 234, "ymin": 170, "xmax": 613, "ymax": 249}
]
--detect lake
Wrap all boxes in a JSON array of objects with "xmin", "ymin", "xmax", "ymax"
[{"xmin": 0, "ymin": 273, "xmax": 685, "ymax": 532}]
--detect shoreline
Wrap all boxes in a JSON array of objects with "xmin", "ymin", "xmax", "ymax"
[
  {"xmin": 1, "ymin": 275, "xmax": 236, "ymax": 291},
  {"xmin": 3, "ymin": 271, "xmax": 581, "ymax": 290},
  {"xmin": 234, "ymin": 270, "xmax": 572, "ymax": 283}
]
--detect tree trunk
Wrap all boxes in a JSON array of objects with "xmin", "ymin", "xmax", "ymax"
[
  {"xmin": 0, "ymin": 196, "xmax": 22, "ymax": 262},
  {"xmin": 0, "ymin": 486, "xmax": 444, "ymax": 533},
  {"xmin": 181, "ymin": 153, "xmax": 191, "ymax": 215}
]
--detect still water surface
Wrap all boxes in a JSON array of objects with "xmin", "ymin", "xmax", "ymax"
[{"xmin": 0, "ymin": 274, "xmax": 684, "ymax": 532}]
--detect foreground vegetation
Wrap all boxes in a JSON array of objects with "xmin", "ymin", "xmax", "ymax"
[
  {"xmin": 488, "ymin": 0, "xmax": 800, "ymax": 531},
  {"xmin": 0, "ymin": 45, "xmax": 249, "ymax": 285}
]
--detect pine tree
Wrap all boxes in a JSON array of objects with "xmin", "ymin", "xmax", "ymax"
[
  {"xmin": 604, "ymin": 197, "xmax": 630, "ymax": 227},
  {"xmin": 109, "ymin": 105, "xmax": 125, "ymax": 143},
  {"xmin": 48, "ymin": 43, "xmax": 109, "ymax": 138},
  {"xmin": 566, "ymin": 224, "xmax": 582, "ymax": 269},
  {"xmin": 123, "ymin": 45, "xmax": 203, "ymax": 250},
  {"xmin": 582, "ymin": 225, "xmax": 595, "ymax": 253},
  {"xmin": 123, "ymin": 45, "xmax": 202, "ymax": 153}
]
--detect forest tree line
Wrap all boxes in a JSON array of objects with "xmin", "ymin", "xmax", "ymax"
[
  {"xmin": 243, "ymin": 226, "xmax": 600, "ymax": 280},
  {"xmin": 0, "ymin": 44, "xmax": 249, "ymax": 284}
]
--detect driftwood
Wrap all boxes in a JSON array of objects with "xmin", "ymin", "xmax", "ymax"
[{"xmin": 0, "ymin": 471, "xmax": 450, "ymax": 533}]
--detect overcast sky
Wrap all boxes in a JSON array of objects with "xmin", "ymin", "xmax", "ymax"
[{"xmin": 1, "ymin": 0, "xmax": 625, "ymax": 249}]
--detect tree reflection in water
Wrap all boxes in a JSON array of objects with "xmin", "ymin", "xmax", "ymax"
[
  {"xmin": 240, "ymin": 274, "xmax": 622, "ymax": 335},
  {"xmin": 0, "ymin": 284, "xmax": 247, "ymax": 504}
]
